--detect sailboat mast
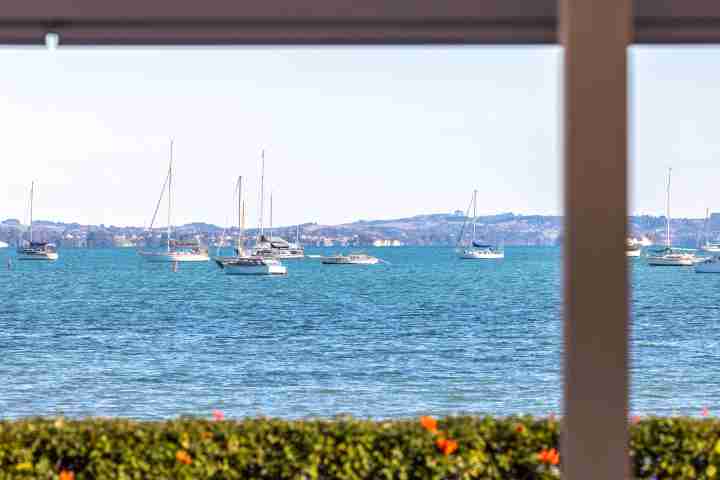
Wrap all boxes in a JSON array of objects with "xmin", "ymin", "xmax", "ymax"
[
  {"xmin": 167, "ymin": 139, "xmax": 173, "ymax": 252},
  {"xmin": 237, "ymin": 176, "xmax": 243, "ymax": 250},
  {"xmin": 259, "ymin": 149, "xmax": 265, "ymax": 241},
  {"xmin": 29, "ymin": 181, "xmax": 34, "ymax": 243},
  {"xmin": 270, "ymin": 192, "xmax": 273, "ymax": 240},
  {"xmin": 472, "ymin": 189, "xmax": 478, "ymax": 242},
  {"xmin": 666, "ymin": 168, "xmax": 672, "ymax": 248}
]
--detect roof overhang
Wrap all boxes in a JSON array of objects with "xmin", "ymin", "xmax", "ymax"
[{"xmin": 1, "ymin": 1, "xmax": 720, "ymax": 45}]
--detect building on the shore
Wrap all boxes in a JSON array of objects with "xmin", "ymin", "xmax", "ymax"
[{"xmin": 372, "ymin": 239, "xmax": 404, "ymax": 247}]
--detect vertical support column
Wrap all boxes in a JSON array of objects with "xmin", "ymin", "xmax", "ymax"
[{"xmin": 560, "ymin": 1, "xmax": 631, "ymax": 479}]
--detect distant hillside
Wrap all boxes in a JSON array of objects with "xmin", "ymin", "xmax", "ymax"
[{"xmin": 0, "ymin": 212, "xmax": 714, "ymax": 248}]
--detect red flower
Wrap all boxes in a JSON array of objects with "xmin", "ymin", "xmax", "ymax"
[
  {"xmin": 515, "ymin": 424, "xmax": 526, "ymax": 434},
  {"xmin": 420, "ymin": 416, "xmax": 439, "ymax": 434},
  {"xmin": 538, "ymin": 448, "xmax": 560, "ymax": 465},
  {"xmin": 212, "ymin": 409, "xmax": 225, "ymax": 421},
  {"xmin": 435, "ymin": 437, "xmax": 459, "ymax": 456},
  {"xmin": 59, "ymin": 472, "xmax": 75, "ymax": 480},
  {"xmin": 176, "ymin": 450, "xmax": 192, "ymax": 465}
]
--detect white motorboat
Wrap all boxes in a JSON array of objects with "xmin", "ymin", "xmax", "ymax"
[
  {"xmin": 16, "ymin": 181, "xmax": 59, "ymax": 261},
  {"xmin": 139, "ymin": 140, "xmax": 209, "ymax": 263},
  {"xmin": 646, "ymin": 168, "xmax": 695, "ymax": 267},
  {"xmin": 626, "ymin": 239, "xmax": 642, "ymax": 257},
  {"xmin": 322, "ymin": 253, "xmax": 380, "ymax": 265},
  {"xmin": 696, "ymin": 256, "xmax": 720, "ymax": 273},
  {"xmin": 212, "ymin": 165, "xmax": 288, "ymax": 276},
  {"xmin": 456, "ymin": 189, "xmax": 504, "ymax": 260}
]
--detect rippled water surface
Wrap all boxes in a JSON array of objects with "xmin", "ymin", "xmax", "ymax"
[{"xmin": 0, "ymin": 246, "xmax": 713, "ymax": 419}]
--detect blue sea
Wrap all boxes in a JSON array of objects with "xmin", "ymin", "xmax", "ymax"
[{"xmin": 0, "ymin": 246, "xmax": 716, "ymax": 420}]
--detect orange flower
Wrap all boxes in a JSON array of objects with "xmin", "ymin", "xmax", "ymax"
[
  {"xmin": 420, "ymin": 416, "xmax": 439, "ymax": 434},
  {"xmin": 176, "ymin": 450, "xmax": 192, "ymax": 465},
  {"xmin": 630, "ymin": 415, "xmax": 641, "ymax": 424},
  {"xmin": 435, "ymin": 437, "xmax": 459, "ymax": 456},
  {"xmin": 59, "ymin": 471, "xmax": 75, "ymax": 480},
  {"xmin": 515, "ymin": 424, "xmax": 526, "ymax": 434},
  {"xmin": 537, "ymin": 448, "xmax": 560, "ymax": 465},
  {"xmin": 212, "ymin": 409, "xmax": 225, "ymax": 421}
]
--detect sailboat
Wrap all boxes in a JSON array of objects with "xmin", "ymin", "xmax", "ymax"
[
  {"xmin": 213, "ymin": 172, "xmax": 287, "ymax": 275},
  {"xmin": 700, "ymin": 208, "xmax": 720, "ymax": 253},
  {"xmin": 16, "ymin": 181, "xmax": 59, "ymax": 261},
  {"xmin": 250, "ymin": 151, "xmax": 305, "ymax": 259},
  {"xmin": 646, "ymin": 168, "xmax": 695, "ymax": 266},
  {"xmin": 456, "ymin": 189, "xmax": 504, "ymax": 260},
  {"xmin": 138, "ymin": 140, "xmax": 209, "ymax": 262}
]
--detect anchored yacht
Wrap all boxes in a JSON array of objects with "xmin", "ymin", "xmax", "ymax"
[
  {"xmin": 646, "ymin": 168, "xmax": 695, "ymax": 267},
  {"xmin": 138, "ymin": 140, "xmax": 209, "ymax": 263},
  {"xmin": 16, "ymin": 181, "xmax": 58, "ymax": 261},
  {"xmin": 212, "ymin": 163, "xmax": 288, "ymax": 276},
  {"xmin": 456, "ymin": 189, "xmax": 504, "ymax": 260}
]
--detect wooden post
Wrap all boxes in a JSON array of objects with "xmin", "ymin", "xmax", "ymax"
[{"xmin": 561, "ymin": 1, "xmax": 631, "ymax": 479}]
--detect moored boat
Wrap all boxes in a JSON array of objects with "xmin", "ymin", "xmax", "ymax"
[
  {"xmin": 646, "ymin": 168, "xmax": 695, "ymax": 267},
  {"xmin": 212, "ymin": 167, "xmax": 288, "ymax": 276},
  {"xmin": 16, "ymin": 181, "xmax": 59, "ymax": 261},
  {"xmin": 646, "ymin": 248, "xmax": 695, "ymax": 266},
  {"xmin": 456, "ymin": 189, "xmax": 504, "ymax": 260},
  {"xmin": 626, "ymin": 239, "xmax": 642, "ymax": 257},
  {"xmin": 322, "ymin": 253, "xmax": 379, "ymax": 265},
  {"xmin": 139, "ymin": 140, "xmax": 209, "ymax": 263},
  {"xmin": 220, "ymin": 256, "xmax": 287, "ymax": 275}
]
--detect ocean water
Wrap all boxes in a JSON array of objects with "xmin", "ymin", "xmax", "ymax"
[{"xmin": 0, "ymin": 246, "xmax": 714, "ymax": 420}]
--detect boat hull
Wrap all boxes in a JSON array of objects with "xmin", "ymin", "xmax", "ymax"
[
  {"xmin": 224, "ymin": 263, "xmax": 287, "ymax": 275},
  {"xmin": 459, "ymin": 250, "xmax": 504, "ymax": 260},
  {"xmin": 214, "ymin": 256, "xmax": 287, "ymax": 275},
  {"xmin": 646, "ymin": 255, "xmax": 694, "ymax": 266},
  {"xmin": 139, "ymin": 251, "xmax": 209, "ymax": 262},
  {"xmin": 322, "ymin": 258, "xmax": 379, "ymax": 265},
  {"xmin": 16, "ymin": 252, "xmax": 58, "ymax": 261}
]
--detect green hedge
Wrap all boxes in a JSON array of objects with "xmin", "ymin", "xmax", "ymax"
[{"xmin": 0, "ymin": 416, "xmax": 717, "ymax": 479}]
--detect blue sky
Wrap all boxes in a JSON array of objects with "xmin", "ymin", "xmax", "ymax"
[{"xmin": 0, "ymin": 46, "xmax": 717, "ymax": 227}]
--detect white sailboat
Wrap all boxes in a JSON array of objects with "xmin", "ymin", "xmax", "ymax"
[
  {"xmin": 16, "ymin": 181, "xmax": 59, "ymax": 261},
  {"xmin": 457, "ymin": 189, "xmax": 504, "ymax": 260},
  {"xmin": 646, "ymin": 168, "xmax": 695, "ymax": 266},
  {"xmin": 251, "ymin": 151, "xmax": 305, "ymax": 259},
  {"xmin": 213, "ymin": 172, "xmax": 287, "ymax": 275},
  {"xmin": 700, "ymin": 208, "xmax": 720, "ymax": 253},
  {"xmin": 139, "ymin": 140, "xmax": 209, "ymax": 262}
]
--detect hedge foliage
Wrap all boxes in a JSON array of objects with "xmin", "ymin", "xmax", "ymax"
[{"xmin": 0, "ymin": 415, "xmax": 718, "ymax": 479}]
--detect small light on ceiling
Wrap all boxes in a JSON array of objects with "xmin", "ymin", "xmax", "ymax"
[{"xmin": 44, "ymin": 32, "xmax": 60, "ymax": 51}]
